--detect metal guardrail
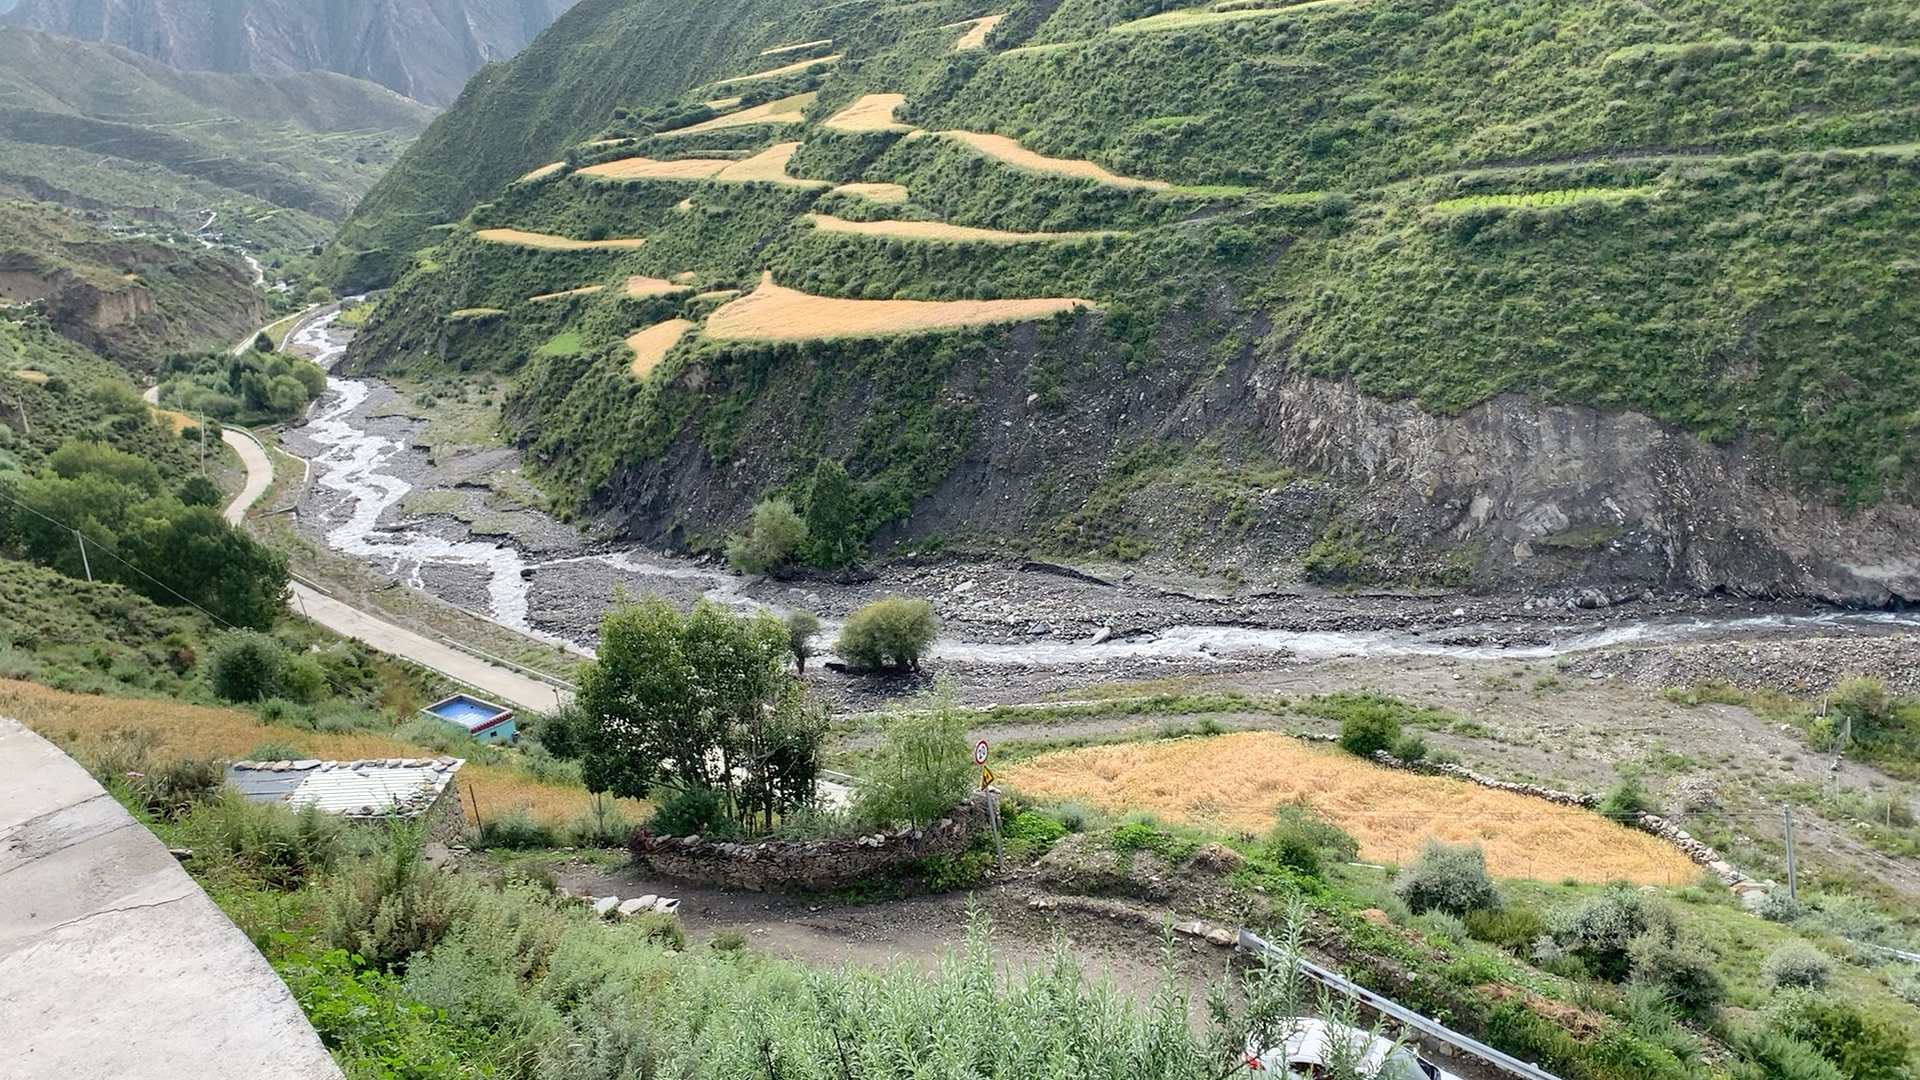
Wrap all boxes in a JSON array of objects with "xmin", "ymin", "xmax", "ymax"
[{"xmin": 1236, "ymin": 929, "xmax": 1565, "ymax": 1080}]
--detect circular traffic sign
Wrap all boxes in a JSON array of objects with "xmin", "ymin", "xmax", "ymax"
[{"xmin": 975, "ymin": 740, "xmax": 990, "ymax": 766}]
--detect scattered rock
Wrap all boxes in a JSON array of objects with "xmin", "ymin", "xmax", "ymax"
[
  {"xmin": 593, "ymin": 896, "xmax": 620, "ymax": 918},
  {"xmin": 1359, "ymin": 908, "xmax": 1393, "ymax": 927},
  {"xmin": 1205, "ymin": 928, "xmax": 1236, "ymax": 948},
  {"xmin": 617, "ymin": 898, "xmax": 652, "ymax": 917}
]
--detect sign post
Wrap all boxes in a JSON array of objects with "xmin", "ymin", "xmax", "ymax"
[{"xmin": 977, "ymin": 740, "xmax": 1004, "ymax": 871}]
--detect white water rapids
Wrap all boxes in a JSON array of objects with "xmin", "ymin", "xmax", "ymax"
[{"xmin": 287, "ymin": 313, "xmax": 1920, "ymax": 667}]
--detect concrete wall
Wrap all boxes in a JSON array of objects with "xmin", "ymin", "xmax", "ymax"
[{"xmin": 0, "ymin": 717, "xmax": 343, "ymax": 1080}]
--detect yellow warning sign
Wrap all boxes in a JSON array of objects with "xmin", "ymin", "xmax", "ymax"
[{"xmin": 980, "ymin": 767, "xmax": 995, "ymax": 789}]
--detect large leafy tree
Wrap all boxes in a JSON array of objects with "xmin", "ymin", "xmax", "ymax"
[{"xmin": 577, "ymin": 598, "xmax": 825, "ymax": 833}]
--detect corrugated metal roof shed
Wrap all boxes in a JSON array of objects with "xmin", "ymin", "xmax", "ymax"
[{"xmin": 225, "ymin": 758, "xmax": 464, "ymax": 820}]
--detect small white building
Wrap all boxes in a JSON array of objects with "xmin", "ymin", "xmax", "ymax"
[{"xmin": 226, "ymin": 757, "xmax": 467, "ymax": 841}]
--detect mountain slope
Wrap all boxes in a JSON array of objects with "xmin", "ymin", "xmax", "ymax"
[
  {"xmin": 0, "ymin": 26, "xmax": 435, "ymax": 253},
  {"xmin": 0, "ymin": 0, "xmax": 581, "ymax": 107},
  {"xmin": 342, "ymin": 0, "xmax": 1920, "ymax": 604}
]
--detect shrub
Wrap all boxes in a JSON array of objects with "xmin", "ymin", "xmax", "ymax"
[
  {"xmin": 1264, "ymin": 801, "xmax": 1359, "ymax": 877},
  {"xmin": 1393, "ymin": 840, "xmax": 1502, "ymax": 916},
  {"xmin": 563, "ymin": 795, "xmax": 632, "ymax": 848},
  {"xmin": 785, "ymin": 610, "xmax": 821, "ymax": 674},
  {"xmin": 856, "ymin": 681, "xmax": 975, "ymax": 827},
  {"xmin": 1465, "ymin": 907, "xmax": 1548, "ymax": 952},
  {"xmin": 210, "ymin": 630, "xmax": 288, "ymax": 702},
  {"xmin": 1727, "ymin": 1026, "xmax": 1847, "ymax": 1080},
  {"xmin": 1337, "ymin": 708, "xmax": 1400, "ymax": 759},
  {"xmin": 324, "ymin": 830, "xmax": 475, "ymax": 971},
  {"xmin": 1765, "ymin": 991, "xmax": 1914, "ymax": 1080},
  {"xmin": 647, "ymin": 786, "xmax": 731, "ymax": 838},
  {"xmin": 478, "ymin": 805, "xmax": 559, "ymax": 850},
  {"xmin": 1600, "ymin": 770, "xmax": 1653, "ymax": 821},
  {"xmin": 1629, "ymin": 929, "xmax": 1726, "ymax": 1019},
  {"xmin": 725, "ymin": 497, "xmax": 808, "ymax": 575},
  {"xmin": 836, "ymin": 597, "xmax": 938, "ymax": 672},
  {"xmin": 1830, "ymin": 677, "xmax": 1889, "ymax": 739},
  {"xmin": 710, "ymin": 928, "xmax": 749, "ymax": 952},
  {"xmin": 1756, "ymin": 890, "xmax": 1806, "ymax": 923},
  {"xmin": 1553, "ymin": 883, "xmax": 1665, "ymax": 982},
  {"xmin": 632, "ymin": 913, "xmax": 686, "ymax": 950},
  {"xmin": 1389, "ymin": 733, "xmax": 1428, "ymax": 762},
  {"xmin": 247, "ymin": 740, "xmax": 306, "ymax": 762},
  {"xmin": 196, "ymin": 791, "xmax": 344, "ymax": 889},
  {"xmin": 1762, "ymin": 942, "xmax": 1836, "ymax": 990},
  {"xmin": 117, "ymin": 756, "xmax": 226, "ymax": 820},
  {"xmin": 281, "ymin": 655, "xmax": 329, "ymax": 704}
]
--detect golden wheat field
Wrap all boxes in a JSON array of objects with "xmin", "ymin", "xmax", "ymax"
[
  {"xmin": 823, "ymin": 93, "xmax": 913, "ymax": 133},
  {"xmin": 832, "ymin": 182, "xmax": 911, "ymax": 204},
  {"xmin": 0, "ymin": 680, "xmax": 645, "ymax": 826},
  {"xmin": 711, "ymin": 55, "xmax": 843, "ymax": 88},
  {"xmin": 807, "ymin": 213, "xmax": 1113, "ymax": 244},
  {"xmin": 932, "ymin": 130, "xmax": 1170, "ymax": 189},
  {"xmin": 516, "ymin": 161, "xmax": 567, "ymax": 184},
  {"xmin": 150, "ymin": 407, "xmax": 196, "ymax": 434},
  {"xmin": 625, "ymin": 275, "xmax": 691, "ymax": 298},
  {"xmin": 8, "ymin": 369, "xmax": 50, "ymax": 384},
  {"xmin": 714, "ymin": 142, "xmax": 827, "ymax": 186},
  {"xmin": 475, "ymin": 229, "xmax": 646, "ymax": 251},
  {"xmin": 578, "ymin": 156, "xmax": 730, "ymax": 182},
  {"xmin": 1001, "ymin": 732, "xmax": 1699, "ymax": 885},
  {"xmin": 627, "ymin": 319, "xmax": 696, "ymax": 378},
  {"xmin": 952, "ymin": 13, "xmax": 1007, "ymax": 49},
  {"xmin": 670, "ymin": 91, "xmax": 819, "ymax": 135},
  {"xmin": 706, "ymin": 273, "xmax": 1092, "ymax": 342},
  {"xmin": 529, "ymin": 285, "xmax": 605, "ymax": 302},
  {"xmin": 761, "ymin": 38, "xmax": 832, "ymax": 56},
  {"xmin": 703, "ymin": 96, "xmax": 743, "ymax": 111}
]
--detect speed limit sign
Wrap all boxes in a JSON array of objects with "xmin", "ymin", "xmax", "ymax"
[{"xmin": 975, "ymin": 740, "xmax": 989, "ymax": 766}]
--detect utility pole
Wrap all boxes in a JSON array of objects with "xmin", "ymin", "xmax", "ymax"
[
  {"xmin": 74, "ymin": 530, "xmax": 92, "ymax": 582},
  {"xmin": 1783, "ymin": 806, "xmax": 1798, "ymax": 902}
]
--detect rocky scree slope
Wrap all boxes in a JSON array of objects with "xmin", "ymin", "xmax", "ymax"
[
  {"xmin": 341, "ymin": 0, "xmax": 1920, "ymax": 605},
  {"xmin": 0, "ymin": 0, "xmax": 580, "ymax": 107}
]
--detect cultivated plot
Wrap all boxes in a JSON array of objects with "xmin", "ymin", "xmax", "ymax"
[
  {"xmin": 706, "ymin": 273, "xmax": 1092, "ymax": 342},
  {"xmin": 713, "ymin": 142, "xmax": 828, "ymax": 187},
  {"xmin": 951, "ymin": 13, "xmax": 1007, "ymax": 50},
  {"xmin": 529, "ymin": 285, "xmax": 605, "ymax": 302},
  {"xmin": 578, "ymin": 156, "xmax": 730, "ymax": 181},
  {"xmin": 806, "ymin": 213, "xmax": 1115, "ymax": 244},
  {"xmin": 627, "ymin": 319, "xmax": 697, "ymax": 379},
  {"xmin": 1001, "ymin": 732, "xmax": 1699, "ymax": 885},
  {"xmin": 710, "ymin": 54, "xmax": 843, "ymax": 89},
  {"xmin": 625, "ymin": 275, "xmax": 693, "ymax": 298},
  {"xmin": 822, "ymin": 93, "xmax": 914, "ymax": 133},
  {"xmin": 475, "ymin": 228, "xmax": 646, "ymax": 250},
  {"xmin": 925, "ymin": 130, "xmax": 1170, "ymax": 189},
  {"xmin": 665, "ymin": 92, "xmax": 819, "ymax": 136},
  {"xmin": 516, "ymin": 161, "xmax": 567, "ymax": 184},
  {"xmin": 1112, "ymin": 0, "xmax": 1364, "ymax": 35},
  {"xmin": 832, "ymin": 182, "xmax": 911, "ymax": 203}
]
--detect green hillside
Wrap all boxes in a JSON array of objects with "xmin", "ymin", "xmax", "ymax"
[
  {"xmin": 339, "ymin": 0, "xmax": 1920, "ymax": 594},
  {"xmin": 0, "ymin": 25, "xmax": 435, "ymax": 254}
]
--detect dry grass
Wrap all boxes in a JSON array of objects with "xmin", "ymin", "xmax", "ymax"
[
  {"xmin": 475, "ymin": 229, "xmax": 646, "ymax": 251},
  {"xmin": 951, "ymin": 13, "xmax": 1007, "ymax": 50},
  {"xmin": 515, "ymin": 161, "xmax": 567, "ymax": 184},
  {"xmin": 761, "ymin": 38, "xmax": 832, "ymax": 56},
  {"xmin": 710, "ymin": 55, "xmax": 843, "ymax": 88},
  {"xmin": 668, "ymin": 92, "xmax": 818, "ymax": 136},
  {"xmin": 7, "ymin": 369, "xmax": 49, "ymax": 384},
  {"xmin": 693, "ymin": 289, "xmax": 741, "ymax": 302},
  {"xmin": 832, "ymin": 182, "xmax": 911, "ymax": 204},
  {"xmin": 447, "ymin": 308, "xmax": 507, "ymax": 321},
  {"xmin": 1001, "ymin": 732, "xmax": 1699, "ymax": 885},
  {"xmin": 823, "ymin": 93, "xmax": 913, "ymax": 133},
  {"xmin": 589, "ymin": 138, "xmax": 631, "ymax": 147},
  {"xmin": 713, "ymin": 142, "xmax": 827, "ymax": 187},
  {"xmin": 0, "ymin": 679, "xmax": 642, "ymax": 827},
  {"xmin": 578, "ymin": 156, "xmax": 730, "ymax": 182},
  {"xmin": 529, "ymin": 285, "xmax": 605, "ymax": 302},
  {"xmin": 703, "ymin": 96, "xmax": 743, "ymax": 111},
  {"xmin": 625, "ymin": 275, "xmax": 692, "ymax": 298},
  {"xmin": 626, "ymin": 319, "xmax": 697, "ymax": 379},
  {"xmin": 806, "ymin": 213, "xmax": 1113, "ymax": 244},
  {"xmin": 929, "ymin": 130, "xmax": 1170, "ymax": 189},
  {"xmin": 151, "ymin": 407, "xmax": 196, "ymax": 434},
  {"xmin": 707, "ymin": 272, "xmax": 1092, "ymax": 342},
  {"xmin": 1112, "ymin": 0, "xmax": 1362, "ymax": 35},
  {"xmin": 673, "ymin": 271, "xmax": 699, "ymax": 284}
]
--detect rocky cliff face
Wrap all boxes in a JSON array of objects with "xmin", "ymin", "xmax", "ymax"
[{"xmin": 1, "ymin": 0, "xmax": 581, "ymax": 105}]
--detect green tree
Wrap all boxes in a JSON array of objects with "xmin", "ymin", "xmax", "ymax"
[
  {"xmin": 210, "ymin": 630, "xmax": 288, "ymax": 703},
  {"xmin": 1393, "ymin": 840, "xmax": 1501, "ymax": 917},
  {"xmin": 856, "ymin": 680, "xmax": 976, "ymax": 827},
  {"xmin": 252, "ymin": 332, "xmax": 276, "ymax": 353},
  {"xmin": 176, "ymin": 475, "xmax": 223, "ymax": 508},
  {"xmin": 801, "ymin": 459, "xmax": 865, "ymax": 567},
  {"xmin": 122, "ymin": 506, "xmax": 290, "ymax": 629},
  {"xmin": 47, "ymin": 439, "xmax": 161, "ymax": 494},
  {"xmin": 836, "ymin": 597, "xmax": 938, "ymax": 673},
  {"xmin": 785, "ymin": 610, "xmax": 820, "ymax": 674},
  {"xmin": 1337, "ymin": 705, "xmax": 1401, "ymax": 759},
  {"xmin": 725, "ymin": 497, "xmax": 808, "ymax": 575}
]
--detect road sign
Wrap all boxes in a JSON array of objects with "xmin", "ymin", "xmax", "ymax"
[
  {"xmin": 975, "ymin": 740, "xmax": 990, "ymax": 766},
  {"xmin": 980, "ymin": 767, "xmax": 995, "ymax": 789}
]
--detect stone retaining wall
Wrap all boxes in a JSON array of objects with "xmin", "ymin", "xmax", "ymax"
[{"xmin": 628, "ymin": 794, "xmax": 994, "ymax": 892}]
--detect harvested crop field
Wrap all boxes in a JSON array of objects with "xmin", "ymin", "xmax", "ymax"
[
  {"xmin": 823, "ymin": 93, "xmax": 913, "ymax": 133},
  {"xmin": 711, "ymin": 55, "xmax": 843, "ymax": 87},
  {"xmin": 707, "ymin": 273, "xmax": 1092, "ymax": 342},
  {"xmin": 929, "ymin": 130, "xmax": 1169, "ymax": 189},
  {"xmin": 475, "ymin": 229, "xmax": 646, "ymax": 250},
  {"xmin": 761, "ymin": 38, "xmax": 832, "ymax": 56},
  {"xmin": 1001, "ymin": 732, "xmax": 1699, "ymax": 885},
  {"xmin": 627, "ymin": 319, "xmax": 696, "ymax": 378},
  {"xmin": 578, "ymin": 156, "xmax": 729, "ymax": 182},
  {"xmin": 625, "ymin": 275, "xmax": 692, "ymax": 298},
  {"xmin": 515, "ymin": 161, "xmax": 567, "ymax": 183},
  {"xmin": 0, "ymin": 679, "xmax": 645, "ymax": 827},
  {"xmin": 806, "ymin": 213, "xmax": 1114, "ymax": 244},
  {"xmin": 151, "ymin": 407, "xmax": 196, "ymax": 434},
  {"xmin": 7, "ymin": 369, "xmax": 50, "ymax": 384},
  {"xmin": 714, "ymin": 142, "xmax": 826, "ymax": 186},
  {"xmin": 668, "ymin": 91, "xmax": 818, "ymax": 135},
  {"xmin": 1113, "ymin": 0, "xmax": 1362, "ymax": 35},
  {"xmin": 952, "ymin": 13, "xmax": 1006, "ymax": 50},
  {"xmin": 833, "ymin": 182, "xmax": 910, "ymax": 203},
  {"xmin": 529, "ymin": 285, "xmax": 605, "ymax": 302}
]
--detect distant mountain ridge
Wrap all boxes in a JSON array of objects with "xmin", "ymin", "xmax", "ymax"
[{"xmin": 0, "ymin": 0, "xmax": 581, "ymax": 106}]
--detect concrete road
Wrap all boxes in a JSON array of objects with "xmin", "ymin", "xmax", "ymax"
[{"xmin": 220, "ymin": 427, "xmax": 567, "ymax": 713}]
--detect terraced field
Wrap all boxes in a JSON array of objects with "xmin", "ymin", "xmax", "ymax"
[
  {"xmin": 705, "ymin": 274, "xmax": 1092, "ymax": 341},
  {"xmin": 806, "ymin": 213, "xmax": 1114, "ymax": 244},
  {"xmin": 627, "ymin": 318, "xmax": 696, "ymax": 378},
  {"xmin": 474, "ymin": 229, "xmax": 646, "ymax": 250}
]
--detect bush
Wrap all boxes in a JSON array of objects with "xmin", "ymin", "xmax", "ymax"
[
  {"xmin": 1755, "ymin": 890, "xmax": 1805, "ymax": 924},
  {"xmin": 1600, "ymin": 770, "xmax": 1654, "ymax": 821},
  {"xmin": 281, "ymin": 655, "xmax": 329, "ymax": 703},
  {"xmin": 195, "ymin": 791, "xmax": 344, "ymax": 889},
  {"xmin": 324, "ymin": 830, "xmax": 475, "ymax": 971},
  {"xmin": 210, "ymin": 630, "xmax": 288, "ymax": 702},
  {"xmin": 478, "ymin": 805, "xmax": 559, "ymax": 850},
  {"xmin": 1393, "ymin": 840, "xmax": 1502, "ymax": 916},
  {"xmin": 647, "ymin": 786, "xmax": 731, "ymax": 838},
  {"xmin": 1629, "ymin": 929, "xmax": 1726, "ymax": 1019},
  {"xmin": 836, "ymin": 597, "xmax": 938, "ymax": 673},
  {"xmin": 856, "ymin": 681, "xmax": 975, "ymax": 827},
  {"xmin": 725, "ymin": 497, "xmax": 808, "ymax": 575},
  {"xmin": 1338, "ymin": 708, "xmax": 1401, "ymax": 759},
  {"xmin": 1389, "ymin": 733, "xmax": 1428, "ymax": 762},
  {"xmin": 632, "ymin": 913, "xmax": 686, "ymax": 950},
  {"xmin": 1264, "ymin": 801, "xmax": 1359, "ymax": 877},
  {"xmin": 564, "ymin": 795, "xmax": 633, "ymax": 848},
  {"xmin": 1728, "ymin": 1026, "xmax": 1847, "ymax": 1080},
  {"xmin": 1830, "ymin": 677, "xmax": 1890, "ymax": 739},
  {"xmin": 1763, "ymin": 942, "xmax": 1836, "ymax": 991},
  {"xmin": 1465, "ymin": 907, "xmax": 1548, "ymax": 952},
  {"xmin": 1765, "ymin": 991, "xmax": 1915, "ymax": 1080}
]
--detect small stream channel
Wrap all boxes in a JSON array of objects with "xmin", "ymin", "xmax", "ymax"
[{"xmin": 284, "ymin": 314, "xmax": 1920, "ymax": 667}]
